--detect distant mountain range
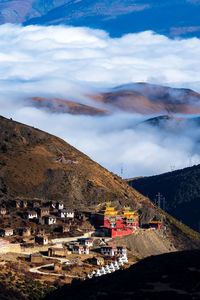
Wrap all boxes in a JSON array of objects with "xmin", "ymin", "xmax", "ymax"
[
  {"xmin": 0, "ymin": 1, "xmax": 200, "ymax": 38},
  {"xmin": 127, "ymin": 164, "xmax": 200, "ymax": 232},
  {"xmin": 28, "ymin": 83, "xmax": 200, "ymax": 117}
]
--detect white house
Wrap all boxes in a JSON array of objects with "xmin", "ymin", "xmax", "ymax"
[
  {"xmin": 0, "ymin": 228, "xmax": 13, "ymax": 237},
  {"xmin": 100, "ymin": 245, "xmax": 127, "ymax": 257},
  {"xmin": 72, "ymin": 245, "xmax": 89, "ymax": 255},
  {"xmin": 56, "ymin": 202, "xmax": 64, "ymax": 210},
  {"xmin": 24, "ymin": 211, "xmax": 37, "ymax": 220},
  {"xmin": 66, "ymin": 211, "xmax": 74, "ymax": 218},
  {"xmin": 79, "ymin": 238, "xmax": 93, "ymax": 247},
  {"xmin": 45, "ymin": 216, "xmax": 56, "ymax": 225},
  {"xmin": 58, "ymin": 210, "xmax": 74, "ymax": 218}
]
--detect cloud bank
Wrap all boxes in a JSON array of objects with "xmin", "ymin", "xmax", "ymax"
[{"xmin": 1, "ymin": 24, "xmax": 200, "ymax": 177}]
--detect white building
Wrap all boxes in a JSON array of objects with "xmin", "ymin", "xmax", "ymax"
[
  {"xmin": 58, "ymin": 210, "xmax": 74, "ymax": 218},
  {"xmin": 56, "ymin": 202, "xmax": 64, "ymax": 210},
  {"xmin": 24, "ymin": 211, "xmax": 37, "ymax": 220},
  {"xmin": 0, "ymin": 228, "xmax": 13, "ymax": 237},
  {"xmin": 100, "ymin": 245, "xmax": 127, "ymax": 257},
  {"xmin": 45, "ymin": 216, "xmax": 56, "ymax": 225},
  {"xmin": 72, "ymin": 245, "xmax": 89, "ymax": 255},
  {"xmin": 80, "ymin": 238, "xmax": 93, "ymax": 247}
]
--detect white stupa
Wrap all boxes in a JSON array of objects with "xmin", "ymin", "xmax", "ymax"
[
  {"xmin": 109, "ymin": 263, "xmax": 115, "ymax": 272},
  {"xmin": 121, "ymin": 255, "xmax": 128, "ymax": 263},
  {"xmin": 100, "ymin": 267, "xmax": 106, "ymax": 275},
  {"xmin": 105, "ymin": 265, "xmax": 111, "ymax": 273},
  {"xmin": 114, "ymin": 261, "xmax": 120, "ymax": 270},
  {"xmin": 95, "ymin": 269, "xmax": 101, "ymax": 277}
]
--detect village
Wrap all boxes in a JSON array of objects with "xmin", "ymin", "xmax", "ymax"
[{"xmin": 0, "ymin": 199, "xmax": 163, "ymax": 284}]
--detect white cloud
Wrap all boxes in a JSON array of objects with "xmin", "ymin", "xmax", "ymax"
[{"xmin": 1, "ymin": 24, "xmax": 200, "ymax": 177}]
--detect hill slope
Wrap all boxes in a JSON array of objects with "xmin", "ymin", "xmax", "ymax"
[
  {"xmin": 45, "ymin": 249, "xmax": 200, "ymax": 300},
  {"xmin": 0, "ymin": 115, "xmax": 145, "ymax": 210},
  {"xmin": 0, "ymin": 115, "xmax": 199, "ymax": 253},
  {"xmin": 92, "ymin": 83, "xmax": 200, "ymax": 115},
  {"xmin": 127, "ymin": 165, "xmax": 200, "ymax": 232}
]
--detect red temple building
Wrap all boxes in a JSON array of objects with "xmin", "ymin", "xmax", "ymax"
[{"xmin": 95, "ymin": 204, "xmax": 139, "ymax": 238}]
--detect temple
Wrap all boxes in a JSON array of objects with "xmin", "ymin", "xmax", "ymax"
[{"xmin": 95, "ymin": 203, "xmax": 139, "ymax": 238}]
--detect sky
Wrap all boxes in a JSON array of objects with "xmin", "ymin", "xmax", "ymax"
[{"xmin": 1, "ymin": 24, "xmax": 200, "ymax": 178}]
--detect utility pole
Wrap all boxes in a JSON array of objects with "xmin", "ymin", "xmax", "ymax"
[{"xmin": 155, "ymin": 192, "xmax": 166, "ymax": 211}]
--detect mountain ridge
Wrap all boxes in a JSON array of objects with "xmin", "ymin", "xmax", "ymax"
[
  {"xmin": 28, "ymin": 82, "xmax": 200, "ymax": 116},
  {"xmin": 127, "ymin": 164, "xmax": 200, "ymax": 232}
]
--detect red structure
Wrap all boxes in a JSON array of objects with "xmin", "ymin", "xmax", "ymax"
[
  {"xmin": 95, "ymin": 204, "xmax": 139, "ymax": 238},
  {"xmin": 148, "ymin": 221, "xmax": 162, "ymax": 230}
]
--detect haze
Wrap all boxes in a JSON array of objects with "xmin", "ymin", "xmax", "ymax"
[{"xmin": 1, "ymin": 24, "xmax": 200, "ymax": 177}]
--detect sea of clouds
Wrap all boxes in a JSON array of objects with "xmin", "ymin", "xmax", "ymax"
[{"xmin": 1, "ymin": 24, "xmax": 200, "ymax": 177}]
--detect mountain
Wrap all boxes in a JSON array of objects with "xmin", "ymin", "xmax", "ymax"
[
  {"xmin": 139, "ymin": 115, "xmax": 200, "ymax": 133},
  {"xmin": 0, "ymin": 1, "xmax": 200, "ymax": 38},
  {"xmin": 0, "ymin": 115, "xmax": 199, "ymax": 254},
  {"xmin": 0, "ymin": 0, "xmax": 68, "ymax": 24},
  {"xmin": 29, "ymin": 97, "xmax": 108, "ymax": 116},
  {"xmin": 23, "ymin": 0, "xmax": 200, "ymax": 38},
  {"xmin": 28, "ymin": 83, "xmax": 200, "ymax": 116},
  {"xmin": 45, "ymin": 249, "xmax": 200, "ymax": 300},
  {"xmin": 93, "ymin": 82, "xmax": 200, "ymax": 115},
  {"xmin": 127, "ymin": 164, "xmax": 200, "ymax": 232}
]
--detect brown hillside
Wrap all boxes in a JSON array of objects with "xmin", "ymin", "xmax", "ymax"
[
  {"xmin": 29, "ymin": 97, "xmax": 108, "ymax": 116},
  {"xmin": 0, "ymin": 115, "xmax": 199, "ymax": 252},
  {"xmin": 0, "ymin": 115, "xmax": 148, "ymax": 210},
  {"xmin": 90, "ymin": 83, "xmax": 200, "ymax": 115}
]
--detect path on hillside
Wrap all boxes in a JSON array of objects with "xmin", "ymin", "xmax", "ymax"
[
  {"xmin": 51, "ymin": 231, "xmax": 93, "ymax": 244},
  {"xmin": 29, "ymin": 256, "xmax": 79, "ymax": 278}
]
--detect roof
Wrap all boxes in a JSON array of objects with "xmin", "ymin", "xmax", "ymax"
[
  {"xmin": 49, "ymin": 247, "xmax": 65, "ymax": 251},
  {"xmin": 2, "ymin": 228, "xmax": 13, "ymax": 231},
  {"xmin": 36, "ymin": 235, "xmax": 48, "ymax": 239},
  {"xmin": 27, "ymin": 210, "xmax": 37, "ymax": 214},
  {"xmin": 149, "ymin": 221, "xmax": 162, "ymax": 224},
  {"xmin": 31, "ymin": 253, "xmax": 43, "ymax": 257}
]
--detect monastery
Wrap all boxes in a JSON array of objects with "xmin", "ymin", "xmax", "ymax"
[{"xmin": 94, "ymin": 203, "xmax": 139, "ymax": 238}]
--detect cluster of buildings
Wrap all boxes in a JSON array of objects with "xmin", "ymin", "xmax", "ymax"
[
  {"xmin": 21, "ymin": 200, "xmax": 74, "ymax": 225},
  {"xmin": 0, "ymin": 199, "xmax": 84, "ymax": 244}
]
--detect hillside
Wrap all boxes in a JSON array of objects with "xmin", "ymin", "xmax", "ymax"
[
  {"xmin": 0, "ymin": 115, "xmax": 146, "ymax": 210},
  {"xmin": 45, "ymin": 249, "xmax": 200, "ymax": 300},
  {"xmin": 29, "ymin": 97, "xmax": 108, "ymax": 116},
  {"xmin": 29, "ymin": 83, "xmax": 200, "ymax": 116},
  {"xmin": 139, "ymin": 115, "xmax": 200, "ymax": 133},
  {"xmin": 91, "ymin": 83, "xmax": 200, "ymax": 115},
  {"xmin": 127, "ymin": 165, "xmax": 200, "ymax": 232},
  {"xmin": 0, "ymin": 115, "xmax": 199, "ymax": 254}
]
